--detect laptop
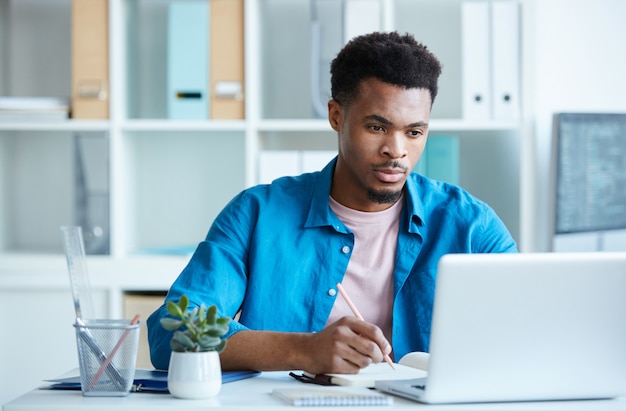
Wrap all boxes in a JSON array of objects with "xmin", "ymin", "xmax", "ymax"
[{"xmin": 376, "ymin": 252, "xmax": 626, "ymax": 404}]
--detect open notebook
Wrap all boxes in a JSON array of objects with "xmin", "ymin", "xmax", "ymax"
[
  {"xmin": 302, "ymin": 361, "xmax": 426, "ymax": 388},
  {"xmin": 376, "ymin": 252, "xmax": 626, "ymax": 404}
]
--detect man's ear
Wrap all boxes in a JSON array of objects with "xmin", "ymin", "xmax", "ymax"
[{"xmin": 327, "ymin": 99, "xmax": 343, "ymax": 132}]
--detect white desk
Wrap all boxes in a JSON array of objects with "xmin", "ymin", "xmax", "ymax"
[{"xmin": 4, "ymin": 372, "xmax": 626, "ymax": 411}]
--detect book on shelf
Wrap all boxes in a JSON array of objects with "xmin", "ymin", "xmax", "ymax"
[{"xmin": 0, "ymin": 97, "xmax": 70, "ymax": 121}]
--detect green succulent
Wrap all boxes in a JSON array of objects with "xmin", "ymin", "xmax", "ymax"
[{"xmin": 160, "ymin": 294, "xmax": 231, "ymax": 353}]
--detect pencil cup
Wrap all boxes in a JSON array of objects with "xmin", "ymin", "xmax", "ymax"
[{"xmin": 74, "ymin": 319, "xmax": 140, "ymax": 396}]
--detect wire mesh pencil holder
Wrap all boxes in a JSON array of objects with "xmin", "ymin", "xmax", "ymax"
[{"xmin": 74, "ymin": 319, "xmax": 140, "ymax": 396}]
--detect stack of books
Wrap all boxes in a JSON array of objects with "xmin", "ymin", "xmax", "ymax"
[{"xmin": 0, "ymin": 97, "xmax": 70, "ymax": 121}]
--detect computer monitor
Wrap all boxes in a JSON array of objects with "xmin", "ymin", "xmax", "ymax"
[{"xmin": 550, "ymin": 112, "xmax": 626, "ymax": 236}]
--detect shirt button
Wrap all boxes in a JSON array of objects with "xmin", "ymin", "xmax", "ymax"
[
  {"xmin": 328, "ymin": 288, "xmax": 337, "ymax": 297},
  {"xmin": 341, "ymin": 245, "xmax": 350, "ymax": 254}
]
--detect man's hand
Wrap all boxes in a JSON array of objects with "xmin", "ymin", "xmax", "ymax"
[
  {"xmin": 219, "ymin": 316, "xmax": 392, "ymax": 375},
  {"xmin": 299, "ymin": 316, "xmax": 393, "ymax": 375}
]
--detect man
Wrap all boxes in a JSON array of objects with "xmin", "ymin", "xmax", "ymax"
[{"xmin": 147, "ymin": 31, "xmax": 517, "ymax": 374}]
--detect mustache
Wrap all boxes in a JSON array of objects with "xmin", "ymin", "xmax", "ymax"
[{"xmin": 372, "ymin": 161, "xmax": 409, "ymax": 173}]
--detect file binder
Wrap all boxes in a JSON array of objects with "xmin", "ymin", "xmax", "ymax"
[
  {"xmin": 461, "ymin": 1, "xmax": 521, "ymax": 122},
  {"xmin": 344, "ymin": 0, "xmax": 381, "ymax": 43},
  {"xmin": 258, "ymin": 151, "xmax": 336, "ymax": 184},
  {"xmin": 210, "ymin": 0, "xmax": 245, "ymax": 119},
  {"xmin": 310, "ymin": 0, "xmax": 344, "ymax": 118},
  {"xmin": 73, "ymin": 134, "xmax": 110, "ymax": 255},
  {"xmin": 301, "ymin": 151, "xmax": 336, "ymax": 174},
  {"xmin": 461, "ymin": 1, "xmax": 490, "ymax": 121},
  {"xmin": 424, "ymin": 135, "xmax": 460, "ymax": 186},
  {"xmin": 413, "ymin": 135, "xmax": 460, "ymax": 186},
  {"xmin": 414, "ymin": 158, "xmax": 428, "ymax": 176},
  {"xmin": 71, "ymin": 0, "xmax": 109, "ymax": 119},
  {"xmin": 258, "ymin": 151, "xmax": 300, "ymax": 184},
  {"xmin": 491, "ymin": 1, "xmax": 521, "ymax": 121},
  {"xmin": 167, "ymin": 0, "xmax": 209, "ymax": 120}
]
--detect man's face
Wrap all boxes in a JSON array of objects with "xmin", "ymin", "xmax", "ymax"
[{"xmin": 328, "ymin": 77, "xmax": 432, "ymax": 212}]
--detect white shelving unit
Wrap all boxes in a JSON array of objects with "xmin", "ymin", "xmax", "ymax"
[
  {"xmin": 0, "ymin": 0, "xmax": 525, "ymax": 258},
  {"xmin": 0, "ymin": 0, "xmax": 528, "ymax": 404}
]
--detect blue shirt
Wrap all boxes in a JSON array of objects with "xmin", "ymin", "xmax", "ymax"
[{"xmin": 147, "ymin": 158, "xmax": 517, "ymax": 370}]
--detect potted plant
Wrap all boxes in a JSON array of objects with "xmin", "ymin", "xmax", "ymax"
[{"xmin": 160, "ymin": 294, "xmax": 231, "ymax": 399}]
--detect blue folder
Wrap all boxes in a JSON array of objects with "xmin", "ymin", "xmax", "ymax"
[{"xmin": 45, "ymin": 369, "xmax": 260, "ymax": 393}]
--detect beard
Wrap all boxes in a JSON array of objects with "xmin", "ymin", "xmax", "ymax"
[
  {"xmin": 366, "ymin": 160, "xmax": 408, "ymax": 204},
  {"xmin": 367, "ymin": 188, "xmax": 403, "ymax": 204}
]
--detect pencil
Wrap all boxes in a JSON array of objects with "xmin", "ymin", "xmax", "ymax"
[
  {"xmin": 336, "ymin": 283, "xmax": 395, "ymax": 370},
  {"xmin": 87, "ymin": 314, "xmax": 141, "ymax": 390}
]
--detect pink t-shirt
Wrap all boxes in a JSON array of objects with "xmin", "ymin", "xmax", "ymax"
[{"xmin": 326, "ymin": 195, "xmax": 403, "ymax": 345}]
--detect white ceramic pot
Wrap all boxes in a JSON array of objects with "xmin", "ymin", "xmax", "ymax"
[{"xmin": 167, "ymin": 351, "xmax": 222, "ymax": 399}]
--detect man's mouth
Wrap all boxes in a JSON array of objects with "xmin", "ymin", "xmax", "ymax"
[{"xmin": 372, "ymin": 164, "xmax": 407, "ymax": 184}]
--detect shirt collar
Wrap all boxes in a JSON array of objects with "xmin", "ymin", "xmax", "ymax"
[
  {"xmin": 304, "ymin": 157, "xmax": 425, "ymax": 234},
  {"xmin": 402, "ymin": 173, "xmax": 426, "ymax": 234},
  {"xmin": 304, "ymin": 157, "xmax": 346, "ymax": 231}
]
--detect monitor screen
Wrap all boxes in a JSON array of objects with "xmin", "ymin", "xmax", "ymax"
[{"xmin": 552, "ymin": 113, "xmax": 626, "ymax": 234}]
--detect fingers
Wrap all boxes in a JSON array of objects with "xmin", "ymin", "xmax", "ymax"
[
  {"xmin": 304, "ymin": 317, "xmax": 391, "ymax": 374},
  {"xmin": 341, "ymin": 317, "xmax": 391, "ymax": 364}
]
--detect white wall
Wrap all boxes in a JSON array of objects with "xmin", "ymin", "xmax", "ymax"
[{"xmin": 525, "ymin": 0, "xmax": 626, "ymax": 251}]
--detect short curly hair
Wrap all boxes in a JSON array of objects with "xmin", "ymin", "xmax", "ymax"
[{"xmin": 330, "ymin": 31, "xmax": 442, "ymax": 107}]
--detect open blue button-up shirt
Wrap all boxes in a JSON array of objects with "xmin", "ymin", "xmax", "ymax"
[{"xmin": 147, "ymin": 158, "xmax": 517, "ymax": 370}]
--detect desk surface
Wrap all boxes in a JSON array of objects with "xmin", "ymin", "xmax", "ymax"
[{"xmin": 4, "ymin": 372, "xmax": 626, "ymax": 411}]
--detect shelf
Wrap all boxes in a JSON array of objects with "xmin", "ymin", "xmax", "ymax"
[
  {"xmin": 428, "ymin": 119, "xmax": 522, "ymax": 132},
  {"xmin": 0, "ymin": 252, "xmax": 185, "ymax": 290},
  {"xmin": 0, "ymin": 2, "xmax": 530, "ymax": 405},
  {"xmin": 256, "ymin": 118, "xmax": 522, "ymax": 133},
  {"xmin": 0, "ymin": 120, "xmax": 109, "ymax": 132},
  {"xmin": 257, "ymin": 119, "xmax": 332, "ymax": 132},
  {"xmin": 119, "ymin": 119, "xmax": 247, "ymax": 132},
  {"xmin": 0, "ymin": 118, "xmax": 521, "ymax": 134},
  {"xmin": 0, "ymin": 0, "xmax": 525, "ymax": 257}
]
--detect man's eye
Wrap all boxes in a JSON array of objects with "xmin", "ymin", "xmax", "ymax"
[
  {"xmin": 371, "ymin": 125, "xmax": 384, "ymax": 132},
  {"xmin": 409, "ymin": 130, "xmax": 423, "ymax": 137}
]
